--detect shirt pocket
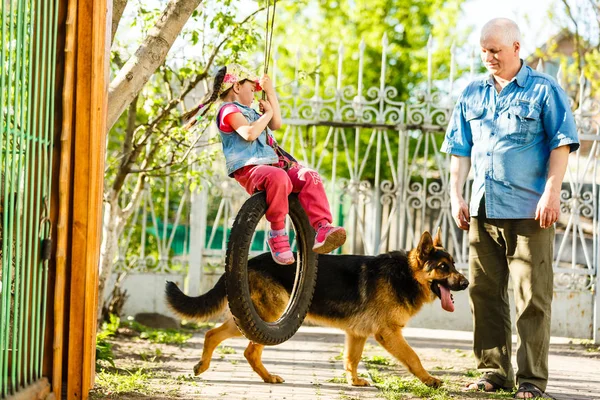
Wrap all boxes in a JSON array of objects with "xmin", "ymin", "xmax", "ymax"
[
  {"xmin": 465, "ymin": 107, "xmax": 485, "ymax": 141},
  {"xmin": 507, "ymin": 101, "xmax": 541, "ymax": 144}
]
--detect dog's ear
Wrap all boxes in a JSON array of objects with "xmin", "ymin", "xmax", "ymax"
[
  {"xmin": 433, "ymin": 227, "xmax": 442, "ymax": 247},
  {"xmin": 417, "ymin": 231, "xmax": 434, "ymax": 258}
]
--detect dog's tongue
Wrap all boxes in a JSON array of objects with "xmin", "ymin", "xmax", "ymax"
[{"xmin": 439, "ymin": 285, "xmax": 454, "ymax": 312}]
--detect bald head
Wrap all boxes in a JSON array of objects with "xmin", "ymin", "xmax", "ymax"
[
  {"xmin": 479, "ymin": 18, "xmax": 522, "ymax": 80},
  {"xmin": 481, "ymin": 18, "xmax": 521, "ymax": 47}
]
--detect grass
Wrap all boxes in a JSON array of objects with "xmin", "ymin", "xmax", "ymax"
[
  {"xmin": 441, "ymin": 348, "xmax": 470, "ymax": 357},
  {"xmin": 92, "ymin": 315, "xmax": 202, "ymax": 398},
  {"xmin": 97, "ymin": 314, "xmax": 192, "ymax": 354},
  {"xmin": 363, "ymin": 355, "xmax": 392, "ymax": 365},
  {"xmin": 327, "ymin": 374, "xmax": 347, "ymax": 384},
  {"xmin": 120, "ymin": 317, "xmax": 192, "ymax": 345},
  {"xmin": 217, "ymin": 345, "xmax": 236, "ymax": 355},
  {"xmin": 95, "ymin": 314, "xmax": 121, "ymax": 369},
  {"xmin": 368, "ymin": 368, "xmax": 451, "ymax": 400},
  {"xmin": 97, "ymin": 315, "xmax": 192, "ymax": 345},
  {"xmin": 566, "ymin": 338, "xmax": 600, "ymax": 353},
  {"xmin": 175, "ymin": 374, "xmax": 198, "ymax": 383},
  {"xmin": 482, "ymin": 390, "xmax": 516, "ymax": 399},
  {"xmin": 180, "ymin": 320, "xmax": 216, "ymax": 330},
  {"xmin": 92, "ymin": 368, "xmax": 152, "ymax": 397},
  {"xmin": 139, "ymin": 348, "xmax": 163, "ymax": 362},
  {"xmin": 313, "ymin": 372, "xmax": 323, "ymax": 397},
  {"xmin": 96, "ymin": 338, "xmax": 115, "ymax": 369},
  {"xmin": 587, "ymin": 346, "xmax": 600, "ymax": 353},
  {"xmin": 330, "ymin": 350, "xmax": 344, "ymax": 362},
  {"xmin": 364, "ymin": 358, "xmax": 516, "ymax": 400},
  {"xmin": 96, "ymin": 313, "xmax": 193, "ymax": 375},
  {"xmin": 138, "ymin": 328, "xmax": 191, "ymax": 344}
]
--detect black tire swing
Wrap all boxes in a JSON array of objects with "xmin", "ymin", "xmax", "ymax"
[{"xmin": 224, "ymin": 0, "xmax": 318, "ymax": 346}]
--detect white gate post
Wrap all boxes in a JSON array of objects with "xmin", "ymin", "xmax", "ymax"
[
  {"xmin": 186, "ymin": 84, "xmax": 210, "ymax": 296},
  {"xmin": 594, "ymin": 270, "xmax": 600, "ymax": 343},
  {"xmin": 187, "ymin": 184, "xmax": 207, "ymax": 296}
]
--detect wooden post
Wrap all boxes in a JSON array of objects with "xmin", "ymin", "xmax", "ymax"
[
  {"xmin": 51, "ymin": 0, "xmax": 75, "ymax": 397},
  {"xmin": 63, "ymin": 0, "xmax": 110, "ymax": 398}
]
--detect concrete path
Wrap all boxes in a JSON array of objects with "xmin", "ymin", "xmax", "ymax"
[{"xmin": 169, "ymin": 326, "xmax": 600, "ymax": 400}]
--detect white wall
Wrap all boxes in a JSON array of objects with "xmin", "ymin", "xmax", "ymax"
[
  {"xmin": 104, "ymin": 272, "xmax": 186, "ymax": 318},
  {"xmin": 109, "ymin": 272, "xmax": 593, "ymax": 339},
  {"xmin": 409, "ymin": 290, "xmax": 593, "ymax": 339}
]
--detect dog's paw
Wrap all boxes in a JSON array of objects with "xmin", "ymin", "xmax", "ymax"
[
  {"xmin": 350, "ymin": 377, "xmax": 371, "ymax": 387},
  {"xmin": 263, "ymin": 374, "xmax": 285, "ymax": 384},
  {"xmin": 193, "ymin": 360, "xmax": 209, "ymax": 375},
  {"xmin": 423, "ymin": 375, "xmax": 443, "ymax": 388}
]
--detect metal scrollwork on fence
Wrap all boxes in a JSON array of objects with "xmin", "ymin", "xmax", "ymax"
[{"xmin": 117, "ymin": 34, "xmax": 598, "ymax": 294}]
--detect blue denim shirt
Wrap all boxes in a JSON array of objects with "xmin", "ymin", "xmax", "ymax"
[
  {"xmin": 216, "ymin": 101, "xmax": 279, "ymax": 176},
  {"xmin": 441, "ymin": 63, "xmax": 580, "ymax": 219}
]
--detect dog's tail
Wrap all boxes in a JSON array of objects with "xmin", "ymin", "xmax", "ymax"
[{"xmin": 165, "ymin": 276, "xmax": 227, "ymax": 320}]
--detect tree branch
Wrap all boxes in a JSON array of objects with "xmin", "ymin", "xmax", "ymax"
[
  {"xmin": 108, "ymin": 95, "xmax": 140, "ymax": 200},
  {"xmin": 121, "ymin": 95, "xmax": 138, "ymax": 169},
  {"xmin": 120, "ymin": 173, "xmax": 147, "ymax": 220},
  {"xmin": 108, "ymin": 0, "xmax": 204, "ymax": 130},
  {"xmin": 108, "ymin": 5, "xmax": 264, "ymax": 195},
  {"xmin": 162, "ymin": 66, "xmax": 175, "ymax": 102},
  {"xmin": 111, "ymin": 0, "xmax": 129, "ymax": 47},
  {"xmin": 134, "ymin": 157, "xmax": 210, "ymax": 177},
  {"xmin": 588, "ymin": 0, "xmax": 600, "ymax": 47},
  {"xmin": 120, "ymin": 138, "xmax": 163, "ymax": 218},
  {"xmin": 137, "ymin": 6, "xmax": 264, "ymax": 137},
  {"xmin": 129, "ymin": 125, "xmax": 213, "ymax": 174},
  {"xmin": 561, "ymin": 0, "xmax": 584, "ymax": 75}
]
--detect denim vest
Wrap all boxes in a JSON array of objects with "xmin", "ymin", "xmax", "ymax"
[{"xmin": 216, "ymin": 101, "xmax": 279, "ymax": 176}]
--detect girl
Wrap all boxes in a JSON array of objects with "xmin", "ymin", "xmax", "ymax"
[{"xmin": 184, "ymin": 64, "xmax": 346, "ymax": 265}]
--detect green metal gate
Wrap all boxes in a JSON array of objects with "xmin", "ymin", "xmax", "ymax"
[{"xmin": 0, "ymin": 0, "xmax": 59, "ymax": 397}]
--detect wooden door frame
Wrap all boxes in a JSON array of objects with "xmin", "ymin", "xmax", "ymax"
[{"xmin": 46, "ymin": 0, "xmax": 110, "ymax": 398}]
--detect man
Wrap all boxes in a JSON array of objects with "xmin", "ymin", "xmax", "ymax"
[{"xmin": 441, "ymin": 18, "xmax": 579, "ymax": 399}]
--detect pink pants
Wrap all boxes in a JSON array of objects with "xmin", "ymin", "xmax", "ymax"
[{"xmin": 233, "ymin": 164, "xmax": 333, "ymax": 231}]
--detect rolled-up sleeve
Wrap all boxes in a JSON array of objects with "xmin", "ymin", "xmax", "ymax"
[
  {"xmin": 441, "ymin": 93, "xmax": 473, "ymax": 157},
  {"xmin": 544, "ymin": 84, "xmax": 580, "ymax": 153}
]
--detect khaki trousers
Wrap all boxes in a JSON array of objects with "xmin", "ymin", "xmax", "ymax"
[{"xmin": 469, "ymin": 200, "xmax": 554, "ymax": 391}]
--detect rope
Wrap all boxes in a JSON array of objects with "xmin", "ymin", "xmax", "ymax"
[{"xmin": 263, "ymin": 0, "xmax": 276, "ymax": 99}]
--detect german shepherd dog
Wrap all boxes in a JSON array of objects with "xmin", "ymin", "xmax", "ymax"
[{"xmin": 165, "ymin": 229, "xmax": 468, "ymax": 388}]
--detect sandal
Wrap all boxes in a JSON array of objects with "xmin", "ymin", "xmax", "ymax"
[
  {"xmin": 514, "ymin": 382, "xmax": 555, "ymax": 399},
  {"xmin": 465, "ymin": 378, "xmax": 502, "ymax": 392}
]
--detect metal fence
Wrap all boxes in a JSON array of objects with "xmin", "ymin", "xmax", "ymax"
[
  {"xmin": 115, "ymin": 35, "xmax": 600, "ymax": 339},
  {"xmin": 0, "ymin": 0, "xmax": 59, "ymax": 397}
]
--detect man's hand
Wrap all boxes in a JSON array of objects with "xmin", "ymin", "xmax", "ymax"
[
  {"xmin": 535, "ymin": 188, "xmax": 561, "ymax": 229},
  {"xmin": 451, "ymin": 194, "xmax": 470, "ymax": 230},
  {"xmin": 536, "ymin": 145, "xmax": 570, "ymax": 229}
]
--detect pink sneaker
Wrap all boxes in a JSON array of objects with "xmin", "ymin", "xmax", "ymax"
[
  {"xmin": 267, "ymin": 233, "xmax": 295, "ymax": 265},
  {"xmin": 313, "ymin": 223, "xmax": 346, "ymax": 254}
]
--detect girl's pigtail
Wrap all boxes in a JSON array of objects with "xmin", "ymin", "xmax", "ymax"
[
  {"xmin": 181, "ymin": 103, "xmax": 204, "ymax": 122},
  {"xmin": 183, "ymin": 66, "xmax": 227, "ymax": 130}
]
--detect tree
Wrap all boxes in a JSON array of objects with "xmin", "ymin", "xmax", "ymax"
[
  {"xmin": 108, "ymin": 0, "xmax": 202, "ymax": 130},
  {"xmin": 274, "ymin": 0, "xmax": 466, "ymax": 98},
  {"xmin": 270, "ymin": 0, "xmax": 468, "ymax": 182},
  {"xmin": 99, "ymin": 0, "xmax": 469, "ymax": 315},
  {"xmin": 545, "ymin": 0, "xmax": 600, "ymax": 96},
  {"xmin": 99, "ymin": 0, "xmax": 262, "ymax": 315}
]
